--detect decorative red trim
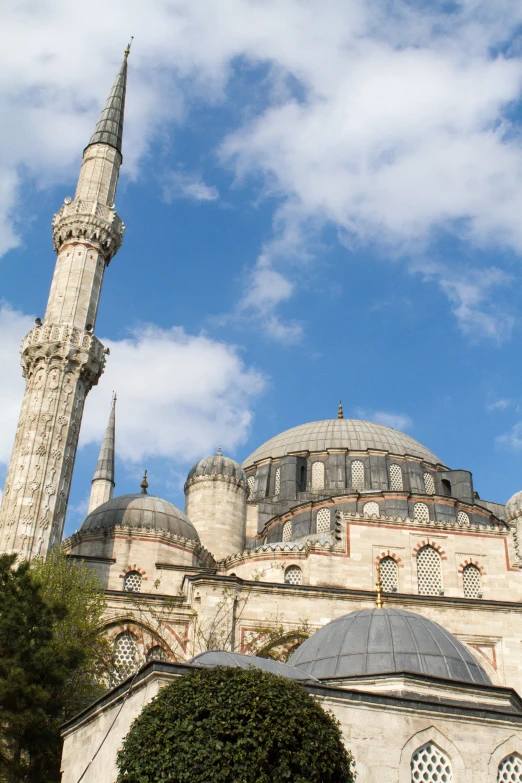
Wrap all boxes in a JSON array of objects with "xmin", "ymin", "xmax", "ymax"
[
  {"xmin": 119, "ymin": 564, "xmax": 148, "ymax": 581},
  {"xmin": 375, "ymin": 550, "xmax": 404, "ymax": 568},
  {"xmin": 458, "ymin": 558, "xmax": 486, "ymax": 575},
  {"xmin": 412, "ymin": 539, "xmax": 447, "ymax": 560}
]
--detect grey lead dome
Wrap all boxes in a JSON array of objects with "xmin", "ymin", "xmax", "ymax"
[
  {"xmin": 186, "ymin": 452, "xmax": 246, "ymax": 484},
  {"xmin": 289, "ymin": 608, "xmax": 490, "ymax": 685},
  {"xmin": 80, "ymin": 493, "xmax": 200, "ymax": 542},
  {"xmin": 242, "ymin": 419, "xmax": 444, "ymax": 468}
]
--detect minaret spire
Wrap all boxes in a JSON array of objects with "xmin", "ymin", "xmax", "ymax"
[
  {"xmin": 88, "ymin": 395, "xmax": 116, "ymax": 513},
  {"xmin": 0, "ymin": 52, "xmax": 129, "ymax": 559}
]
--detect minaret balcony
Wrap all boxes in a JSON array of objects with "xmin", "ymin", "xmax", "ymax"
[
  {"xmin": 52, "ymin": 198, "xmax": 125, "ymax": 261},
  {"xmin": 20, "ymin": 323, "xmax": 107, "ymax": 387}
]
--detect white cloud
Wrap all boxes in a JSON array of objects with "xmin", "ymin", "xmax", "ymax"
[
  {"xmin": 488, "ymin": 398, "xmax": 513, "ymax": 412},
  {"xmin": 162, "ymin": 170, "xmax": 219, "ymax": 203},
  {"xmin": 497, "ymin": 422, "xmax": 522, "ymax": 452},
  {"xmin": 355, "ymin": 408, "xmax": 413, "ymax": 432}
]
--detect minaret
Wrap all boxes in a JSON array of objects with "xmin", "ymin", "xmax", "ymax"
[
  {"xmin": 0, "ymin": 47, "xmax": 130, "ymax": 559},
  {"xmin": 88, "ymin": 395, "xmax": 116, "ymax": 513}
]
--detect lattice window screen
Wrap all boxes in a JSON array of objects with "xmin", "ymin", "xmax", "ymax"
[
  {"xmin": 274, "ymin": 466, "xmax": 281, "ymax": 495},
  {"xmin": 498, "ymin": 753, "xmax": 522, "ymax": 782},
  {"xmin": 282, "ymin": 520, "xmax": 292, "ymax": 542},
  {"xmin": 311, "ymin": 461, "xmax": 325, "ymax": 490},
  {"xmin": 316, "ymin": 507, "xmax": 331, "ymax": 533},
  {"xmin": 284, "ymin": 565, "xmax": 302, "ymax": 585},
  {"xmin": 112, "ymin": 631, "xmax": 139, "ymax": 685},
  {"xmin": 123, "ymin": 571, "xmax": 142, "ymax": 593},
  {"xmin": 463, "ymin": 564, "xmax": 481, "ymax": 598},
  {"xmin": 411, "ymin": 743, "xmax": 452, "ymax": 782},
  {"xmin": 417, "ymin": 546, "xmax": 442, "ymax": 595},
  {"xmin": 363, "ymin": 501, "xmax": 380, "ymax": 517},
  {"xmin": 389, "ymin": 463, "xmax": 404, "ymax": 491},
  {"xmin": 247, "ymin": 475, "xmax": 255, "ymax": 499},
  {"xmin": 414, "ymin": 502, "xmax": 430, "ymax": 523},
  {"xmin": 379, "ymin": 557, "xmax": 398, "ymax": 592},
  {"xmin": 424, "ymin": 472, "xmax": 435, "ymax": 494},
  {"xmin": 351, "ymin": 460, "xmax": 365, "ymax": 490},
  {"xmin": 457, "ymin": 510, "xmax": 469, "ymax": 526},
  {"xmin": 146, "ymin": 646, "xmax": 168, "ymax": 662}
]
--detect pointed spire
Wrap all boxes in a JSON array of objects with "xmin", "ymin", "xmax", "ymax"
[
  {"xmin": 338, "ymin": 400, "xmax": 344, "ymax": 420},
  {"xmin": 92, "ymin": 395, "xmax": 116, "ymax": 485},
  {"xmin": 86, "ymin": 50, "xmax": 129, "ymax": 155}
]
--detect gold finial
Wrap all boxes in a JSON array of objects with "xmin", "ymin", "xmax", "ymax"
[
  {"xmin": 338, "ymin": 400, "xmax": 344, "ymax": 420},
  {"xmin": 124, "ymin": 36, "xmax": 134, "ymax": 60},
  {"xmin": 375, "ymin": 571, "xmax": 383, "ymax": 609},
  {"xmin": 140, "ymin": 469, "xmax": 148, "ymax": 494}
]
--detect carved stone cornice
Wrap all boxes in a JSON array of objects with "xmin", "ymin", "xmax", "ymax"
[
  {"xmin": 20, "ymin": 324, "xmax": 106, "ymax": 389},
  {"xmin": 52, "ymin": 199, "xmax": 125, "ymax": 261}
]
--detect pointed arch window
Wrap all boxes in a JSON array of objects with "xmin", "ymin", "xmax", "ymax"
[
  {"xmin": 417, "ymin": 546, "xmax": 442, "ymax": 596},
  {"xmin": 274, "ymin": 466, "xmax": 281, "ymax": 495},
  {"xmin": 363, "ymin": 501, "xmax": 379, "ymax": 517},
  {"xmin": 146, "ymin": 645, "xmax": 168, "ymax": 663},
  {"xmin": 111, "ymin": 631, "xmax": 139, "ymax": 685},
  {"xmin": 389, "ymin": 463, "xmax": 403, "ymax": 491},
  {"xmin": 316, "ymin": 507, "xmax": 331, "ymax": 533},
  {"xmin": 423, "ymin": 472, "xmax": 435, "ymax": 495},
  {"xmin": 463, "ymin": 564, "xmax": 481, "ymax": 599},
  {"xmin": 247, "ymin": 475, "xmax": 255, "ymax": 499},
  {"xmin": 123, "ymin": 571, "xmax": 142, "ymax": 592},
  {"xmin": 414, "ymin": 502, "xmax": 430, "ymax": 523},
  {"xmin": 497, "ymin": 753, "xmax": 522, "ymax": 782},
  {"xmin": 379, "ymin": 557, "xmax": 398, "ymax": 592},
  {"xmin": 311, "ymin": 461, "xmax": 325, "ymax": 490},
  {"xmin": 411, "ymin": 742, "xmax": 452, "ymax": 782},
  {"xmin": 282, "ymin": 520, "xmax": 292, "ymax": 542},
  {"xmin": 351, "ymin": 460, "xmax": 365, "ymax": 490}
]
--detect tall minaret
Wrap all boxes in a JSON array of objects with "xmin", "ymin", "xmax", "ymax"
[
  {"xmin": 88, "ymin": 395, "xmax": 116, "ymax": 513},
  {"xmin": 0, "ymin": 47, "xmax": 130, "ymax": 559}
]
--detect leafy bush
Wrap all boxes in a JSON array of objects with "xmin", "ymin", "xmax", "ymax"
[{"xmin": 117, "ymin": 666, "xmax": 355, "ymax": 783}]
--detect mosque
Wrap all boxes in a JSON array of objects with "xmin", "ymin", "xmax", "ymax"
[{"xmin": 2, "ymin": 49, "xmax": 522, "ymax": 783}]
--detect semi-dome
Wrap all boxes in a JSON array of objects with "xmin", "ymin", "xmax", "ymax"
[
  {"xmin": 186, "ymin": 448, "xmax": 246, "ymax": 485},
  {"xmin": 242, "ymin": 419, "xmax": 444, "ymax": 468},
  {"xmin": 288, "ymin": 608, "xmax": 490, "ymax": 685},
  {"xmin": 79, "ymin": 493, "xmax": 200, "ymax": 542}
]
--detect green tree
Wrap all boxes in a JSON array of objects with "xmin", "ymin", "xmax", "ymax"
[
  {"xmin": 117, "ymin": 666, "xmax": 356, "ymax": 783},
  {"xmin": 0, "ymin": 551, "xmax": 108, "ymax": 783}
]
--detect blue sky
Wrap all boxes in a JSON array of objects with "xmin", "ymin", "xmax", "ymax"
[{"xmin": 1, "ymin": 0, "xmax": 522, "ymax": 536}]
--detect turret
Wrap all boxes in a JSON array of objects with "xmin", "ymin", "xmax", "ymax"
[
  {"xmin": 88, "ymin": 395, "xmax": 116, "ymax": 513},
  {"xmin": 184, "ymin": 449, "xmax": 247, "ymax": 560}
]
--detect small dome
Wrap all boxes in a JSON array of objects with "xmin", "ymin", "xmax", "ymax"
[
  {"xmin": 288, "ymin": 608, "xmax": 490, "ymax": 685},
  {"xmin": 80, "ymin": 493, "xmax": 200, "ymax": 542},
  {"xmin": 189, "ymin": 650, "xmax": 318, "ymax": 682},
  {"xmin": 242, "ymin": 419, "xmax": 444, "ymax": 468},
  {"xmin": 505, "ymin": 490, "xmax": 522, "ymax": 524},
  {"xmin": 186, "ymin": 449, "xmax": 246, "ymax": 485}
]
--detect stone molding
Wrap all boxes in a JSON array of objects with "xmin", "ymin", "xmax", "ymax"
[
  {"xmin": 341, "ymin": 510, "xmax": 504, "ymax": 535},
  {"xmin": 221, "ymin": 531, "xmax": 340, "ymax": 567},
  {"xmin": 52, "ymin": 199, "xmax": 125, "ymax": 261},
  {"xmin": 375, "ymin": 549, "xmax": 404, "ymax": 568},
  {"xmin": 458, "ymin": 558, "xmax": 486, "ymax": 575},
  {"xmin": 184, "ymin": 473, "xmax": 247, "ymax": 493}
]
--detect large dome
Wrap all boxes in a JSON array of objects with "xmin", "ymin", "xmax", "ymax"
[
  {"xmin": 186, "ymin": 449, "xmax": 246, "ymax": 485},
  {"xmin": 79, "ymin": 493, "xmax": 200, "ymax": 542},
  {"xmin": 289, "ymin": 608, "xmax": 490, "ymax": 685},
  {"xmin": 243, "ymin": 419, "xmax": 443, "ymax": 468}
]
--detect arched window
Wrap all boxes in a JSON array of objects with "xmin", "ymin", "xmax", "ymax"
[
  {"xmin": 463, "ymin": 564, "xmax": 481, "ymax": 599},
  {"xmin": 457, "ymin": 510, "xmax": 469, "ymax": 526},
  {"xmin": 111, "ymin": 631, "xmax": 139, "ymax": 685},
  {"xmin": 389, "ymin": 463, "xmax": 403, "ymax": 491},
  {"xmin": 299, "ymin": 464, "xmax": 307, "ymax": 491},
  {"xmin": 123, "ymin": 571, "xmax": 142, "ymax": 592},
  {"xmin": 146, "ymin": 645, "xmax": 168, "ymax": 662},
  {"xmin": 414, "ymin": 502, "xmax": 430, "ymax": 523},
  {"xmin": 441, "ymin": 479, "xmax": 451, "ymax": 497},
  {"xmin": 423, "ymin": 472, "xmax": 435, "ymax": 495},
  {"xmin": 363, "ymin": 501, "xmax": 380, "ymax": 517},
  {"xmin": 311, "ymin": 461, "xmax": 325, "ymax": 490},
  {"xmin": 274, "ymin": 466, "xmax": 281, "ymax": 495},
  {"xmin": 498, "ymin": 753, "xmax": 522, "ymax": 782},
  {"xmin": 351, "ymin": 460, "xmax": 365, "ymax": 490},
  {"xmin": 284, "ymin": 565, "xmax": 302, "ymax": 585},
  {"xmin": 316, "ymin": 507, "xmax": 331, "ymax": 533},
  {"xmin": 379, "ymin": 557, "xmax": 398, "ymax": 592},
  {"xmin": 417, "ymin": 546, "xmax": 442, "ymax": 595},
  {"xmin": 411, "ymin": 742, "xmax": 452, "ymax": 782},
  {"xmin": 282, "ymin": 520, "xmax": 292, "ymax": 542},
  {"xmin": 247, "ymin": 475, "xmax": 255, "ymax": 499}
]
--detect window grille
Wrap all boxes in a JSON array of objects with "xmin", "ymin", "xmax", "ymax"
[
  {"xmin": 389, "ymin": 463, "xmax": 403, "ymax": 491},
  {"xmin": 498, "ymin": 753, "xmax": 522, "ymax": 782},
  {"xmin": 247, "ymin": 475, "xmax": 255, "ymax": 499},
  {"xmin": 411, "ymin": 743, "xmax": 452, "ymax": 782},
  {"xmin": 111, "ymin": 631, "xmax": 139, "ymax": 685},
  {"xmin": 417, "ymin": 546, "xmax": 442, "ymax": 595},
  {"xmin": 284, "ymin": 565, "xmax": 302, "ymax": 585},
  {"xmin": 423, "ymin": 472, "xmax": 435, "ymax": 495},
  {"xmin": 146, "ymin": 645, "xmax": 168, "ymax": 662},
  {"xmin": 379, "ymin": 557, "xmax": 398, "ymax": 592},
  {"xmin": 316, "ymin": 507, "xmax": 331, "ymax": 533},
  {"xmin": 351, "ymin": 460, "xmax": 365, "ymax": 490},
  {"xmin": 414, "ymin": 502, "xmax": 430, "ymax": 523},
  {"xmin": 123, "ymin": 571, "xmax": 142, "ymax": 592},
  {"xmin": 363, "ymin": 501, "xmax": 379, "ymax": 517},
  {"xmin": 274, "ymin": 466, "xmax": 281, "ymax": 495},
  {"xmin": 463, "ymin": 564, "xmax": 481, "ymax": 598},
  {"xmin": 311, "ymin": 461, "xmax": 325, "ymax": 490},
  {"xmin": 282, "ymin": 520, "xmax": 292, "ymax": 542},
  {"xmin": 457, "ymin": 510, "xmax": 469, "ymax": 526}
]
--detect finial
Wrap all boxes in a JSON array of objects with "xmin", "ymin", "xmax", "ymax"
[
  {"xmin": 375, "ymin": 571, "xmax": 383, "ymax": 609},
  {"xmin": 338, "ymin": 400, "xmax": 344, "ymax": 420},
  {"xmin": 140, "ymin": 469, "xmax": 148, "ymax": 494},
  {"xmin": 112, "ymin": 391, "xmax": 117, "ymax": 403},
  {"xmin": 124, "ymin": 36, "xmax": 134, "ymax": 60},
  {"xmin": 216, "ymin": 446, "xmax": 222, "ymax": 456}
]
